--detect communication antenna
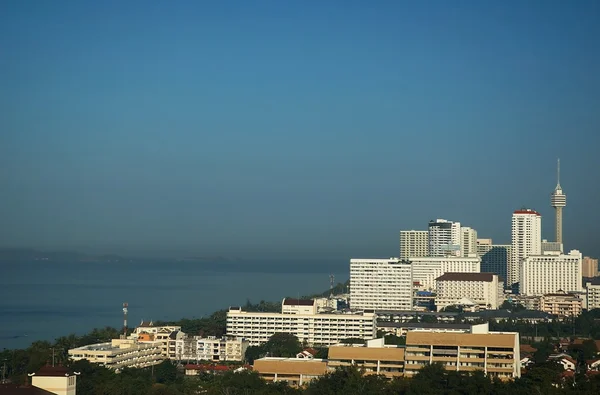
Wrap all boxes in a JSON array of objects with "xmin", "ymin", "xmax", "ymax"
[
  {"xmin": 123, "ymin": 302, "xmax": 128, "ymax": 336},
  {"xmin": 329, "ymin": 274, "xmax": 335, "ymax": 298}
]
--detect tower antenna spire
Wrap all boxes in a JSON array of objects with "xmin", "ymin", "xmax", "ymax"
[{"xmin": 557, "ymin": 158, "xmax": 561, "ymax": 186}]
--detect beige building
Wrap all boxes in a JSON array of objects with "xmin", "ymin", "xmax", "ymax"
[
  {"xmin": 132, "ymin": 321, "xmax": 181, "ymax": 357},
  {"xmin": 226, "ymin": 307, "xmax": 376, "ymax": 347},
  {"xmin": 404, "ymin": 326, "xmax": 521, "ymax": 380},
  {"xmin": 409, "ymin": 256, "xmax": 481, "ymax": 291},
  {"xmin": 586, "ymin": 279, "xmax": 600, "ymax": 310},
  {"xmin": 540, "ymin": 292, "xmax": 583, "ymax": 318},
  {"xmin": 281, "ymin": 298, "xmax": 317, "ymax": 315},
  {"xmin": 253, "ymin": 358, "xmax": 327, "ymax": 387},
  {"xmin": 520, "ymin": 250, "xmax": 583, "ymax": 296},
  {"xmin": 583, "ymin": 256, "xmax": 599, "ymax": 278},
  {"xmin": 400, "ymin": 230, "xmax": 429, "ymax": 259},
  {"xmin": 435, "ymin": 273, "xmax": 504, "ymax": 311},
  {"xmin": 30, "ymin": 365, "xmax": 77, "ymax": 395},
  {"xmin": 460, "ymin": 227, "xmax": 478, "ymax": 257},
  {"xmin": 328, "ymin": 338, "xmax": 405, "ymax": 379},
  {"xmin": 68, "ymin": 339, "xmax": 163, "ymax": 370}
]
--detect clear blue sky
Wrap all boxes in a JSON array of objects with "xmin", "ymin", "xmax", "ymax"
[{"xmin": 1, "ymin": 1, "xmax": 599, "ymax": 259}]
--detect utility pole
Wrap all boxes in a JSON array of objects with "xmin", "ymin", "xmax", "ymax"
[{"xmin": 2, "ymin": 359, "xmax": 7, "ymax": 384}]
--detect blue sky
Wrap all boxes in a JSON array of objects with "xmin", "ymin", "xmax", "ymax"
[{"xmin": 1, "ymin": 1, "xmax": 599, "ymax": 259}]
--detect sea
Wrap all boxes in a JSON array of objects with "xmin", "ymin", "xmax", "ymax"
[{"xmin": 0, "ymin": 259, "xmax": 349, "ymax": 350}]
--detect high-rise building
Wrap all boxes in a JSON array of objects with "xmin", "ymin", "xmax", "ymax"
[
  {"xmin": 460, "ymin": 227, "xmax": 478, "ymax": 257},
  {"xmin": 550, "ymin": 159, "xmax": 567, "ymax": 245},
  {"xmin": 510, "ymin": 209, "xmax": 542, "ymax": 288},
  {"xmin": 519, "ymin": 250, "xmax": 583, "ymax": 296},
  {"xmin": 582, "ymin": 256, "xmax": 599, "ymax": 278},
  {"xmin": 435, "ymin": 272, "xmax": 504, "ymax": 311},
  {"xmin": 428, "ymin": 219, "xmax": 461, "ymax": 257},
  {"xmin": 408, "ymin": 256, "xmax": 481, "ymax": 291},
  {"xmin": 478, "ymin": 242, "xmax": 510, "ymax": 281},
  {"xmin": 399, "ymin": 230, "xmax": 429, "ymax": 259},
  {"xmin": 350, "ymin": 258, "xmax": 413, "ymax": 310}
]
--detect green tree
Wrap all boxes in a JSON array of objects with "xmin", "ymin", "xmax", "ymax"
[
  {"xmin": 154, "ymin": 360, "xmax": 178, "ymax": 384},
  {"xmin": 262, "ymin": 333, "xmax": 302, "ymax": 358}
]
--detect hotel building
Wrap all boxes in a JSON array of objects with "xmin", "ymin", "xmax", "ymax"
[
  {"xmin": 68, "ymin": 339, "xmax": 163, "ymax": 370},
  {"xmin": 510, "ymin": 209, "xmax": 542, "ymax": 287},
  {"xmin": 435, "ymin": 273, "xmax": 504, "ymax": 311},
  {"xmin": 408, "ymin": 256, "xmax": 480, "ymax": 291},
  {"xmin": 350, "ymin": 258, "xmax": 412, "ymax": 310},
  {"xmin": 429, "ymin": 219, "xmax": 461, "ymax": 257},
  {"xmin": 519, "ymin": 250, "xmax": 583, "ymax": 296},
  {"xmin": 399, "ymin": 230, "xmax": 429, "ymax": 259}
]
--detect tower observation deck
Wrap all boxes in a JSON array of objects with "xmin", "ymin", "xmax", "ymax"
[{"xmin": 551, "ymin": 159, "xmax": 566, "ymax": 244}]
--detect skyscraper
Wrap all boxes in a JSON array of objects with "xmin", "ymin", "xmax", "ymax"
[
  {"xmin": 428, "ymin": 219, "xmax": 461, "ymax": 257},
  {"xmin": 551, "ymin": 159, "xmax": 567, "ymax": 245},
  {"xmin": 477, "ymin": 238, "xmax": 510, "ymax": 282},
  {"xmin": 399, "ymin": 230, "xmax": 429, "ymax": 259},
  {"xmin": 510, "ymin": 209, "xmax": 542, "ymax": 288},
  {"xmin": 460, "ymin": 227, "xmax": 478, "ymax": 257}
]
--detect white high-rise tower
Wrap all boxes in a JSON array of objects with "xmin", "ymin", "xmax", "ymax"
[
  {"xmin": 551, "ymin": 159, "xmax": 567, "ymax": 245},
  {"xmin": 510, "ymin": 209, "xmax": 542, "ymax": 288}
]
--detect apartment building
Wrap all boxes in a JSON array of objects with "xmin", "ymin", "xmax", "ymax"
[
  {"xmin": 226, "ymin": 307, "xmax": 377, "ymax": 347},
  {"xmin": 404, "ymin": 325, "xmax": 521, "ymax": 380},
  {"xmin": 519, "ymin": 250, "xmax": 583, "ymax": 296},
  {"xmin": 408, "ymin": 256, "xmax": 480, "ymax": 291},
  {"xmin": 350, "ymin": 258, "xmax": 412, "ymax": 310},
  {"xmin": 132, "ymin": 321, "xmax": 181, "ymax": 357},
  {"xmin": 429, "ymin": 219, "xmax": 461, "ymax": 257},
  {"xmin": 167, "ymin": 333, "xmax": 249, "ymax": 362},
  {"xmin": 477, "ymin": 240, "xmax": 510, "ymax": 282},
  {"xmin": 540, "ymin": 292, "xmax": 583, "ymax": 318},
  {"xmin": 586, "ymin": 279, "xmax": 600, "ymax": 310},
  {"xmin": 460, "ymin": 227, "xmax": 478, "ymax": 257},
  {"xmin": 399, "ymin": 230, "xmax": 429, "ymax": 259},
  {"xmin": 68, "ymin": 339, "xmax": 163, "ymax": 370},
  {"xmin": 435, "ymin": 273, "xmax": 504, "ymax": 311},
  {"xmin": 510, "ymin": 209, "xmax": 542, "ymax": 287},
  {"xmin": 583, "ymin": 256, "xmax": 599, "ymax": 278},
  {"xmin": 328, "ymin": 338, "xmax": 405, "ymax": 379},
  {"xmin": 253, "ymin": 358, "xmax": 327, "ymax": 387}
]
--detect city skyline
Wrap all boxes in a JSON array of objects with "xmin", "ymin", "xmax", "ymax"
[{"xmin": 1, "ymin": 1, "xmax": 599, "ymax": 260}]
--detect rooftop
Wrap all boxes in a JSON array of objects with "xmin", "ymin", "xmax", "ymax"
[
  {"xmin": 282, "ymin": 298, "xmax": 315, "ymax": 306},
  {"xmin": 0, "ymin": 385, "xmax": 55, "ymax": 395},
  {"xmin": 513, "ymin": 208, "xmax": 541, "ymax": 216},
  {"xmin": 378, "ymin": 322, "xmax": 471, "ymax": 330},
  {"xmin": 436, "ymin": 272, "xmax": 497, "ymax": 282},
  {"xmin": 35, "ymin": 364, "xmax": 73, "ymax": 377}
]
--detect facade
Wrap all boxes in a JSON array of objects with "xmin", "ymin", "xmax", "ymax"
[
  {"xmin": 510, "ymin": 209, "xmax": 542, "ymax": 287},
  {"xmin": 167, "ymin": 334, "xmax": 249, "ymax": 362},
  {"xmin": 282, "ymin": 298, "xmax": 317, "ymax": 315},
  {"xmin": 408, "ymin": 256, "xmax": 481, "ymax": 291},
  {"xmin": 460, "ymin": 227, "xmax": 478, "ymax": 257},
  {"xmin": 399, "ymin": 230, "xmax": 429, "ymax": 259},
  {"xmin": 377, "ymin": 322, "xmax": 473, "ymax": 337},
  {"xmin": 476, "ymin": 239, "xmax": 493, "ymax": 256},
  {"xmin": 478, "ymin": 243, "xmax": 510, "ymax": 281},
  {"xmin": 132, "ymin": 322, "xmax": 181, "ymax": 357},
  {"xmin": 428, "ymin": 219, "xmax": 461, "ymax": 257},
  {"xmin": 253, "ymin": 358, "xmax": 327, "ymax": 387},
  {"xmin": 550, "ymin": 159, "xmax": 567, "ymax": 245},
  {"xmin": 68, "ymin": 339, "xmax": 163, "ymax": 370},
  {"xmin": 582, "ymin": 256, "xmax": 599, "ymax": 278},
  {"xmin": 328, "ymin": 338, "xmax": 405, "ymax": 379},
  {"xmin": 226, "ymin": 307, "xmax": 377, "ymax": 347},
  {"xmin": 540, "ymin": 292, "xmax": 583, "ymax": 318},
  {"xmin": 403, "ymin": 327, "xmax": 521, "ymax": 380},
  {"xmin": 350, "ymin": 258, "xmax": 412, "ymax": 310},
  {"xmin": 541, "ymin": 239, "xmax": 563, "ymax": 255},
  {"xmin": 435, "ymin": 273, "xmax": 504, "ymax": 311},
  {"xmin": 519, "ymin": 250, "xmax": 583, "ymax": 296},
  {"xmin": 31, "ymin": 365, "xmax": 77, "ymax": 395},
  {"xmin": 586, "ymin": 279, "xmax": 600, "ymax": 310}
]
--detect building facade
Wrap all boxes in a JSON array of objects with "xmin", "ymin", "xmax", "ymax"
[
  {"xmin": 460, "ymin": 227, "xmax": 478, "ymax": 257},
  {"xmin": 477, "ymin": 242, "xmax": 510, "ymax": 282},
  {"xmin": 428, "ymin": 219, "xmax": 461, "ymax": 257},
  {"xmin": 408, "ymin": 256, "xmax": 481, "ymax": 291},
  {"xmin": 31, "ymin": 365, "xmax": 77, "ymax": 395},
  {"xmin": 350, "ymin": 258, "xmax": 412, "ymax": 310},
  {"xmin": 519, "ymin": 250, "xmax": 583, "ymax": 296},
  {"xmin": 540, "ymin": 292, "xmax": 583, "ymax": 317},
  {"xmin": 510, "ymin": 209, "xmax": 542, "ymax": 288},
  {"xmin": 253, "ymin": 358, "xmax": 327, "ymax": 387},
  {"xmin": 541, "ymin": 239, "xmax": 563, "ymax": 255},
  {"xmin": 226, "ymin": 308, "xmax": 377, "ymax": 347},
  {"xmin": 68, "ymin": 339, "xmax": 163, "ymax": 370},
  {"xmin": 435, "ymin": 273, "xmax": 504, "ymax": 311},
  {"xmin": 399, "ymin": 230, "xmax": 429, "ymax": 259},
  {"xmin": 585, "ymin": 279, "xmax": 600, "ymax": 310},
  {"xmin": 167, "ymin": 334, "xmax": 249, "ymax": 362},
  {"xmin": 582, "ymin": 256, "xmax": 599, "ymax": 278},
  {"xmin": 327, "ymin": 339, "xmax": 405, "ymax": 379}
]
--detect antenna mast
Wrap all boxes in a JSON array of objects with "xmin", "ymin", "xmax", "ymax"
[
  {"xmin": 329, "ymin": 274, "xmax": 335, "ymax": 298},
  {"xmin": 557, "ymin": 158, "xmax": 561, "ymax": 186},
  {"xmin": 123, "ymin": 302, "xmax": 128, "ymax": 337}
]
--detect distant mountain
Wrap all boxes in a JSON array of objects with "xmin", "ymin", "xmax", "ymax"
[
  {"xmin": 0, "ymin": 248, "xmax": 131, "ymax": 263},
  {"xmin": 178, "ymin": 256, "xmax": 240, "ymax": 263}
]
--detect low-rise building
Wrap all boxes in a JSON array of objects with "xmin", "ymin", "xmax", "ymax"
[
  {"xmin": 327, "ymin": 338, "xmax": 405, "ymax": 379},
  {"xmin": 585, "ymin": 278, "xmax": 600, "ymax": 310},
  {"xmin": 435, "ymin": 273, "xmax": 504, "ymax": 311},
  {"xmin": 540, "ymin": 292, "xmax": 583, "ymax": 318},
  {"xmin": 68, "ymin": 339, "xmax": 163, "ymax": 370},
  {"xmin": 253, "ymin": 358, "xmax": 327, "ymax": 387},
  {"xmin": 226, "ymin": 307, "xmax": 377, "ymax": 347},
  {"xmin": 548, "ymin": 353, "xmax": 577, "ymax": 371},
  {"xmin": 30, "ymin": 365, "xmax": 77, "ymax": 395},
  {"xmin": 374, "ymin": 310, "xmax": 459, "ymax": 323},
  {"xmin": 167, "ymin": 333, "xmax": 249, "ymax": 362},
  {"xmin": 132, "ymin": 321, "xmax": 181, "ymax": 357},
  {"xmin": 377, "ymin": 322, "xmax": 473, "ymax": 337}
]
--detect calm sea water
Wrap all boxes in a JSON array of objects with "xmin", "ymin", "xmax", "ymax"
[{"xmin": 0, "ymin": 259, "xmax": 349, "ymax": 350}]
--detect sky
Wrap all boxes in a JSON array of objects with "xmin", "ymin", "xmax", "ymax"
[{"xmin": 1, "ymin": 0, "xmax": 599, "ymax": 260}]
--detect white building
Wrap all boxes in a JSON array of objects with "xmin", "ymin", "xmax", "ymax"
[
  {"xmin": 541, "ymin": 239, "xmax": 563, "ymax": 255},
  {"xmin": 460, "ymin": 227, "xmax": 478, "ymax": 257},
  {"xmin": 69, "ymin": 339, "xmax": 163, "ymax": 370},
  {"xmin": 132, "ymin": 321, "xmax": 181, "ymax": 357},
  {"xmin": 399, "ymin": 230, "xmax": 429, "ymax": 259},
  {"xmin": 510, "ymin": 209, "xmax": 542, "ymax": 288},
  {"xmin": 585, "ymin": 279, "xmax": 600, "ymax": 310},
  {"xmin": 282, "ymin": 298, "xmax": 318, "ymax": 315},
  {"xmin": 435, "ymin": 273, "xmax": 504, "ymax": 311},
  {"xmin": 519, "ymin": 250, "xmax": 583, "ymax": 296},
  {"xmin": 350, "ymin": 258, "xmax": 412, "ymax": 310},
  {"xmin": 226, "ymin": 308, "xmax": 377, "ymax": 347},
  {"xmin": 168, "ymin": 333, "xmax": 249, "ymax": 362},
  {"xmin": 408, "ymin": 256, "xmax": 481, "ymax": 291},
  {"xmin": 428, "ymin": 219, "xmax": 461, "ymax": 257},
  {"xmin": 477, "ymin": 240, "xmax": 510, "ymax": 281}
]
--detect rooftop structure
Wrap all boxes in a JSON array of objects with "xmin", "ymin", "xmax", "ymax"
[{"xmin": 550, "ymin": 159, "xmax": 567, "ymax": 244}]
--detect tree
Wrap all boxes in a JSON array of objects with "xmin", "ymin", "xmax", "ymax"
[
  {"xmin": 154, "ymin": 360, "xmax": 177, "ymax": 384},
  {"xmin": 262, "ymin": 333, "xmax": 302, "ymax": 358}
]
